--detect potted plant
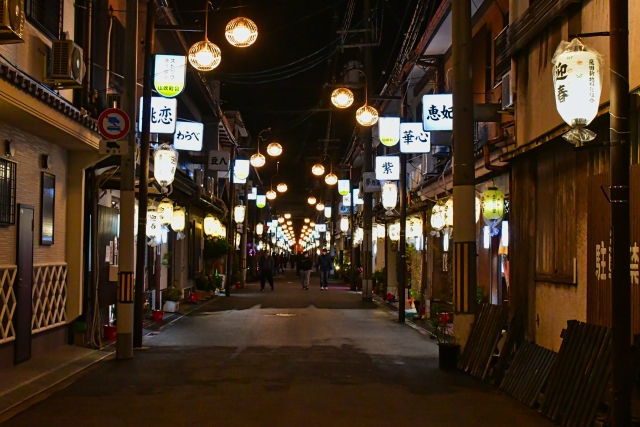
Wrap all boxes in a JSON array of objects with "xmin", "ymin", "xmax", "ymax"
[
  {"xmin": 410, "ymin": 288, "xmax": 422, "ymax": 314},
  {"xmin": 429, "ymin": 311, "xmax": 459, "ymax": 370},
  {"xmin": 204, "ymin": 236, "xmax": 232, "ymax": 274},
  {"xmin": 163, "ymin": 282, "xmax": 183, "ymax": 313}
]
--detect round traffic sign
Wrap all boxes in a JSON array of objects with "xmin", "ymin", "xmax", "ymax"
[{"xmin": 98, "ymin": 108, "xmax": 131, "ymax": 140}]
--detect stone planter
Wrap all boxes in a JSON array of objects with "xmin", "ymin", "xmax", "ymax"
[{"xmin": 163, "ymin": 300, "xmax": 179, "ymax": 313}]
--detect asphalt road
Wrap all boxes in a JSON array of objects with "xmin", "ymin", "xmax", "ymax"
[{"xmin": 1, "ymin": 269, "xmax": 553, "ymax": 427}]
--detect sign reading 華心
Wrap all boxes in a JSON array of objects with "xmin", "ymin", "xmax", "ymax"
[
  {"xmin": 154, "ymin": 55, "xmax": 186, "ymax": 98},
  {"xmin": 422, "ymin": 94, "xmax": 453, "ymax": 131},
  {"xmin": 208, "ymin": 150, "xmax": 230, "ymax": 171},
  {"xmin": 400, "ymin": 122, "xmax": 430, "ymax": 153},
  {"xmin": 139, "ymin": 97, "xmax": 177, "ymax": 133},
  {"xmin": 174, "ymin": 121, "xmax": 204, "ymax": 151},
  {"xmin": 375, "ymin": 156, "xmax": 400, "ymax": 181}
]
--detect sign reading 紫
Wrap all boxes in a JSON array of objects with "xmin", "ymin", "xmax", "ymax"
[
  {"xmin": 378, "ymin": 117, "xmax": 401, "ymax": 147},
  {"xmin": 98, "ymin": 108, "xmax": 130, "ymax": 140},
  {"xmin": 154, "ymin": 55, "xmax": 186, "ymax": 98},
  {"xmin": 362, "ymin": 172, "xmax": 381, "ymax": 193},
  {"xmin": 208, "ymin": 150, "xmax": 230, "ymax": 171},
  {"xmin": 400, "ymin": 122, "xmax": 430, "ymax": 153},
  {"xmin": 422, "ymin": 94, "xmax": 453, "ymax": 131},
  {"xmin": 174, "ymin": 121, "xmax": 204, "ymax": 151},
  {"xmin": 375, "ymin": 156, "xmax": 400, "ymax": 181},
  {"xmin": 139, "ymin": 97, "xmax": 177, "ymax": 133}
]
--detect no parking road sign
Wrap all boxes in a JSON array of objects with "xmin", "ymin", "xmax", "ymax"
[{"xmin": 98, "ymin": 108, "xmax": 131, "ymax": 140}]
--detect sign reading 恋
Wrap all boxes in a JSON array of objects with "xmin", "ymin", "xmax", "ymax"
[
  {"xmin": 154, "ymin": 55, "xmax": 186, "ymax": 98},
  {"xmin": 138, "ymin": 97, "xmax": 177, "ymax": 134},
  {"xmin": 422, "ymin": 94, "xmax": 453, "ymax": 131},
  {"xmin": 208, "ymin": 150, "xmax": 230, "ymax": 171}
]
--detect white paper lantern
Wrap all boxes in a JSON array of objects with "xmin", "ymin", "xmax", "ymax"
[
  {"xmin": 157, "ymin": 198, "xmax": 173, "ymax": 224},
  {"xmin": 154, "ymin": 144, "xmax": 178, "ymax": 189},
  {"xmin": 381, "ymin": 181, "xmax": 398, "ymax": 211},
  {"xmin": 234, "ymin": 205, "xmax": 246, "ymax": 223},
  {"xmin": 204, "ymin": 214, "xmax": 215, "ymax": 236},
  {"xmin": 234, "ymin": 159, "xmax": 250, "ymax": 179},
  {"xmin": 256, "ymin": 195, "xmax": 266, "ymax": 208},
  {"xmin": 444, "ymin": 198, "xmax": 453, "ymax": 227},
  {"xmin": 171, "ymin": 207, "xmax": 185, "ymax": 233},
  {"xmin": 430, "ymin": 204, "xmax": 446, "ymax": 232},
  {"xmin": 146, "ymin": 206, "xmax": 159, "ymax": 238},
  {"xmin": 340, "ymin": 217, "xmax": 349, "ymax": 233},
  {"xmin": 378, "ymin": 117, "xmax": 401, "ymax": 147},
  {"xmin": 388, "ymin": 223, "xmax": 400, "ymax": 241},
  {"xmin": 338, "ymin": 180, "xmax": 350, "ymax": 196},
  {"xmin": 552, "ymin": 39, "xmax": 603, "ymax": 145},
  {"xmin": 324, "ymin": 206, "xmax": 332, "ymax": 218}
]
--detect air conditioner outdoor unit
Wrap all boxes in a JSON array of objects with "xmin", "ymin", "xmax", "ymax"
[
  {"xmin": 0, "ymin": 0, "xmax": 24, "ymax": 44},
  {"xmin": 501, "ymin": 72, "xmax": 514, "ymax": 110},
  {"xmin": 45, "ymin": 37, "xmax": 85, "ymax": 88}
]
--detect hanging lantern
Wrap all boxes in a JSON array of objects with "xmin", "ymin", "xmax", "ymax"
[
  {"xmin": 250, "ymin": 152, "xmax": 266, "ymax": 168},
  {"xmin": 331, "ymin": 88, "xmax": 354, "ymax": 108},
  {"xmin": 234, "ymin": 159, "xmax": 250, "ymax": 179},
  {"xmin": 325, "ymin": 172, "xmax": 338, "ymax": 185},
  {"xmin": 234, "ymin": 205, "xmax": 246, "ymax": 223},
  {"xmin": 219, "ymin": 223, "xmax": 226, "ymax": 237},
  {"xmin": 134, "ymin": 200, "xmax": 139, "ymax": 237},
  {"xmin": 377, "ymin": 223, "xmax": 385, "ymax": 237},
  {"xmin": 307, "ymin": 196, "xmax": 317, "ymax": 205},
  {"xmin": 225, "ymin": 17, "xmax": 258, "ymax": 47},
  {"xmin": 316, "ymin": 202, "xmax": 325, "ymax": 211},
  {"xmin": 430, "ymin": 204, "xmax": 446, "ymax": 232},
  {"xmin": 481, "ymin": 187, "xmax": 505, "ymax": 220},
  {"xmin": 153, "ymin": 144, "xmax": 178, "ymax": 189},
  {"xmin": 235, "ymin": 233, "xmax": 241, "ymax": 248},
  {"xmin": 551, "ymin": 39, "xmax": 603, "ymax": 145},
  {"xmin": 146, "ymin": 206, "xmax": 159, "ymax": 238},
  {"xmin": 310, "ymin": 221, "xmax": 316, "ymax": 227},
  {"xmin": 157, "ymin": 198, "xmax": 174, "ymax": 224},
  {"xmin": 277, "ymin": 182, "xmax": 288, "ymax": 193},
  {"xmin": 204, "ymin": 214, "xmax": 215, "ymax": 236},
  {"xmin": 266, "ymin": 142, "xmax": 282, "ymax": 156},
  {"xmin": 338, "ymin": 179, "xmax": 350, "ymax": 196},
  {"xmin": 286, "ymin": 220, "xmax": 292, "ymax": 226},
  {"xmin": 388, "ymin": 223, "xmax": 400, "ymax": 241},
  {"xmin": 256, "ymin": 223, "xmax": 263, "ymax": 235},
  {"xmin": 256, "ymin": 195, "xmax": 266, "ymax": 208},
  {"xmin": 444, "ymin": 198, "xmax": 453, "ymax": 227},
  {"xmin": 476, "ymin": 196, "xmax": 481, "ymax": 223},
  {"xmin": 340, "ymin": 217, "xmax": 349, "ymax": 232},
  {"xmin": 278, "ymin": 217, "xmax": 285, "ymax": 224},
  {"xmin": 188, "ymin": 40, "xmax": 222, "ymax": 71},
  {"xmin": 170, "ymin": 206, "xmax": 185, "ymax": 234},
  {"xmin": 378, "ymin": 117, "xmax": 401, "ymax": 147},
  {"xmin": 406, "ymin": 216, "xmax": 423, "ymax": 238},
  {"xmin": 304, "ymin": 218, "xmax": 310, "ymax": 223},
  {"xmin": 356, "ymin": 105, "xmax": 379, "ymax": 126},
  {"xmin": 271, "ymin": 235, "xmax": 276, "ymax": 244},
  {"xmin": 266, "ymin": 190, "xmax": 277, "ymax": 200},
  {"xmin": 311, "ymin": 163, "xmax": 325, "ymax": 176},
  {"xmin": 284, "ymin": 213, "xmax": 291, "ymax": 219},
  {"xmin": 324, "ymin": 206, "xmax": 332, "ymax": 218},
  {"xmin": 381, "ymin": 181, "xmax": 398, "ymax": 211}
]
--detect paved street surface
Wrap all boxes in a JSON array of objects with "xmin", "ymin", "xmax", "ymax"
[{"xmin": 1, "ymin": 269, "xmax": 552, "ymax": 427}]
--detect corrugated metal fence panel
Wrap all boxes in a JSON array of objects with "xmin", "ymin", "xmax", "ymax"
[
  {"xmin": 629, "ymin": 165, "xmax": 640, "ymax": 335},
  {"xmin": 587, "ymin": 173, "xmax": 611, "ymax": 328}
]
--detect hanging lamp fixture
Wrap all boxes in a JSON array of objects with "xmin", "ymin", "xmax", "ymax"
[{"xmin": 188, "ymin": 1, "xmax": 222, "ymax": 71}]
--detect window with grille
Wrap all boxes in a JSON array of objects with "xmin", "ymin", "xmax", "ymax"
[
  {"xmin": 0, "ymin": 159, "xmax": 17, "ymax": 226},
  {"xmin": 25, "ymin": 0, "xmax": 63, "ymax": 40}
]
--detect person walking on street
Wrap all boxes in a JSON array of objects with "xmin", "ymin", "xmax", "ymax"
[
  {"xmin": 258, "ymin": 251, "xmax": 275, "ymax": 291},
  {"xmin": 317, "ymin": 248, "xmax": 333, "ymax": 290},
  {"xmin": 299, "ymin": 252, "xmax": 312, "ymax": 290}
]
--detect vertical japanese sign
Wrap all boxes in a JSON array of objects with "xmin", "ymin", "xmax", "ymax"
[
  {"xmin": 208, "ymin": 150, "xmax": 230, "ymax": 171},
  {"xmin": 248, "ymin": 187, "xmax": 257, "ymax": 200},
  {"xmin": 375, "ymin": 156, "xmax": 400, "ymax": 181},
  {"xmin": 173, "ymin": 121, "xmax": 204, "ymax": 151},
  {"xmin": 378, "ymin": 117, "xmax": 401, "ymax": 147},
  {"xmin": 154, "ymin": 55, "xmax": 186, "ymax": 98},
  {"xmin": 400, "ymin": 122, "xmax": 431, "ymax": 153},
  {"xmin": 362, "ymin": 172, "xmax": 381, "ymax": 193},
  {"xmin": 138, "ymin": 97, "xmax": 177, "ymax": 133},
  {"xmin": 422, "ymin": 94, "xmax": 453, "ymax": 131}
]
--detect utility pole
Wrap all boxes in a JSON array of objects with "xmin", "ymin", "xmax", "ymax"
[
  {"xmin": 609, "ymin": 0, "xmax": 631, "ymax": 425},
  {"xmin": 226, "ymin": 148, "xmax": 236, "ymax": 297},
  {"xmin": 349, "ymin": 167, "xmax": 356, "ymax": 291},
  {"xmin": 116, "ymin": 0, "xmax": 138, "ymax": 359},
  {"xmin": 361, "ymin": 0, "xmax": 373, "ymax": 301},
  {"xmin": 134, "ymin": 0, "xmax": 156, "ymax": 348},
  {"xmin": 398, "ymin": 82, "xmax": 408, "ymax": 323},
  {"xmin": 241, "ymin": 181, "xmax": 249, "ymax": 287},
  {"xmin": 451, "ymin": 0, "xmax": 477, "ymax": 347}
]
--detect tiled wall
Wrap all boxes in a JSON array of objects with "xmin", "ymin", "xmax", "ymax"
[{"xmin": 0, "ymin": 121, "xmax": 68, "ymax": 266}]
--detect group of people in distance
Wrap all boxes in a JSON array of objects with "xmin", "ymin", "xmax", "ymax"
[{"xmin": 257, "ymin": 249, "xmax": 334, "ymax": 291}]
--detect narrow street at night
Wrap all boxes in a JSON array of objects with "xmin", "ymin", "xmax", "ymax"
[{"xmin": 2, "ymin": 272, "xmax": 550, "ymax": 427}]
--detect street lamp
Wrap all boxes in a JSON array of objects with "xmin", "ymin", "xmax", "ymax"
[
  {"xmin": 356, "ymin": 105, "xmax": 379, "ymax": 127},
  {"xmin": 333, "ymin": 68, "xmax": 378, "ymax": 126},
  {"xmin": 316, "ymin": 202, "xmax": 325, "ymax": 211},
  {"xmin": 284, "ymin": 213, "xmax": 291, "ymax": 219},
  {"xmin": 266, "ymin": 190, "xmax": 276, "ymax": 200},
  {"xmin": 307, "ymin": 196, "xmax": 316, "ymax": 205},
  {"xmin": 277, "ymin": 182, "xmax": 288, "ymax": 193},
  {"xmin": 331, "ymin": 87, "xmax": 354, "ymax": 108},
  {"xmin": 225, "ymin": 17, "xmax": 258, "ymax": 47},
  {"xmin": 267, "ymin": 142, "xmax": 282, "ymax": 156},
  {"xmin": 325, "ymin": 173, "xmax": 338, "ymax": 185},
  {"xmin": 188, "ymin": 2, "xmax": 221, "ymax": 71},
  {"xmin": 311, "ymin": 163, "xmax": 325, "ymax": 176}
]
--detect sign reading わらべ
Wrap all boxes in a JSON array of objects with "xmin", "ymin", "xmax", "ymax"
[
  {"xmin": 174, "ymin": 121, "xmax": 204, "ymax": 151},
  {"xmin": 154, "ymin": 55, "xmax": 186, "ymax": 98}
]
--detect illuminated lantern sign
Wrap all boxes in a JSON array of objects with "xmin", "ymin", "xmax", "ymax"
[
  {"xmin": 481, "ymin": 187, "xmax": 505, "ymax": 220},
  {"xmin": 378, "ymin": 117, "xmax": 400, "ymax": 147},
  {"xmin": 139, "ymin": 97, "xmax": 177, "ymax": 133},
  {"xmin": 173, "ymin": 121, "xmax": 204, "ymax": 151},
  {"xmin": 154, "ymin": 55, "xmax": 186, "ymax": 98},
  {"xmin": 375, "ymin": 156, "xmax": 400, "ymax": 181},
  {"xmin": 338, "ymin": 180, "xmax": 350, "ymax": 196},
  {"xmin": 256, "ymin": 195, "xmax": 266, "ymax": 208},
  {"xmin": 422, "ymin": 94, "xmax": 453, "ymax": 131},
  {"xmin": 400, "ymin": 122, "xmax": 430, "ymax": 153},
  {"xmin": 234, "ymin": 159, "xmax": 250, "ymax": 179},
  {"xmin": 552, "ymin": 39, "xmax": 603, "ymax": 145}
]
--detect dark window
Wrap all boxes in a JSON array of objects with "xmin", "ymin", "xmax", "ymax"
[
  {"xmin": 25, "ymin": 0, "xmax": 63, "ymax": 39},
  {"xmin": 0, "ymin": 158, "xmax": 17, "ymax": 226},
  {"xmin": 109, "ymin": 17, "xmax": 126, "ymax": 91}
]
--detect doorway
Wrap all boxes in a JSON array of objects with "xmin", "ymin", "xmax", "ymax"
[{"xmin": 14, "ymin": 204, "xmax": 34, "ymax": 364}]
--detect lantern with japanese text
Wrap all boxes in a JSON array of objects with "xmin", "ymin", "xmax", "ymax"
[
  {"xmin": 430, "ymin": 203, "xmax": 446, "ymax": 232},
  {"xmin": 234, "ymin": 159, "xmax": 250, "ymax": 180},
  {"xmin": 234, "ymin": 205, "xmax": 246, "ymax": 223},
  {"xmin": 552, "ymin": 39, "xmax": 603, "ymax": 146},
  {"xmin": 157, "ymin": 198, "xmax": 174, "ymax": 225},
  {"xmin": 146, "ymin": 206, "xmax": 159, "ymax": 239},
  {"xmin": 388, "ymin": 223, "xmax": 400, "ymax": 241},
  {"xmin": 381, "ymin": 181, "xmax": 397, "ymax": 211},
  {"xmin": 154, "ymin": 144, "xmax": 178, "ymax": 190},
  {"xmin": 444, "ymin": 198, "xmax": 453, "ymax": 227},
  {"xmin": 481, "ymin": 187, "xmax": 505, "ymax": 221}
]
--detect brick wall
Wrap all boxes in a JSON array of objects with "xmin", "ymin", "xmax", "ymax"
[{"xmin": 0, "ymin": 121, "xmax": 68, "ymax": 266}]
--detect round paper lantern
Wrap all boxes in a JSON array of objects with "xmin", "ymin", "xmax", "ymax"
[
  {"xmin": 388, "ymin": 223, "xmax": 400, "ymax": 241},
  {"xmin": 551, "ymin": 39, "xmax": 603, "ymax": 145},
  {"xmin": 340, "ymin": 217, "xmax": 349, "ymax": 232},
  {"xmin": 170, "ymin": 207, "xmax": 185, "ymax": 233},
  {"xmin": 234, "ymin": 205, "xmax": 246, "ymax": 223},
  {"xmin": 204, "ymin": 214, "xmax": 215, "ymax": 236},
  {"xmin": 312, "ymin": 164, "xmax": 325, "ymax": 176},
  {"xmin": 157, "ymin": 198, "xmax": 173, "ymax": 225},
  {"xmin": 430, "ymin": 204, "xmax": 446, "ymax": 232},
  {"xmin": 331, "ymin": 88, "xmax": 354, "ymax": 108},
  {"xmin": 154, "ymin": 144, "xmax": 178, "ymax": 189},
  {"xmin": 381, "ymin": 181, "xmax": 398, "ymax": 211},
  {"xmin": 225, "ymin": 17, "xmax": 258, "ymax": 47},
  {"xmin": 444, "ymin": 198, "xmax": 453, "ymax": 227},
  {"xmin": 481, "ymin": 186, "xmax": 505, "ymax": 221},
  {"xmin": 356, "ymin": 105, "xmax": 379, "ymax": 126}
]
